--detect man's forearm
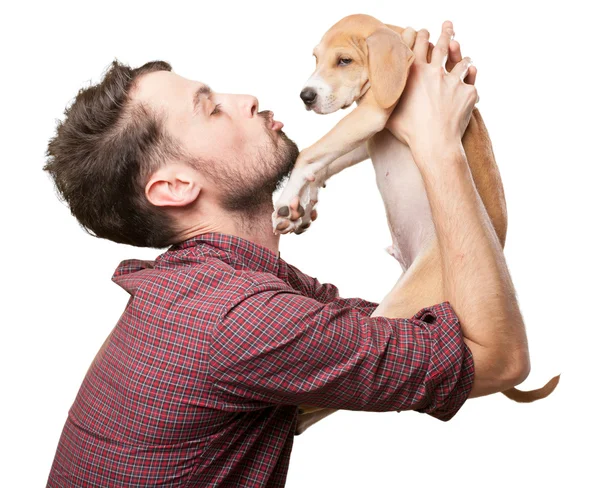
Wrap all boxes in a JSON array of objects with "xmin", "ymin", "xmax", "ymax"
[{"xmin": 414, "ymin": 142, "xmax": 530, "ymax": 394}]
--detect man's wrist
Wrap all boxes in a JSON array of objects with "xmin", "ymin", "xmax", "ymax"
[{"xmin": 410, "ymin": 140, "xmax": 466, "ymax": 172}]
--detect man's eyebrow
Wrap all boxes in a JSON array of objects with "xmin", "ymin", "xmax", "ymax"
[{"xmin": 192, "ymin": 84, "xmax": 213, "ymax": 112}]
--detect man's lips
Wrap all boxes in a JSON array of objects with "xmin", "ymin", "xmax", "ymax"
[{"xmin": 265, "ymin": 110, "xmax": 284, "ymax": 131}]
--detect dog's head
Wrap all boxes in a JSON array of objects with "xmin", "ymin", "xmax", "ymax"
[{"xmin": 301, "ymin": 14, "xmax": 415, "ymax": 114}]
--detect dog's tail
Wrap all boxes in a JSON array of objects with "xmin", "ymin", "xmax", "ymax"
[{"xmin": 501, "ymin": 374, "xmax": 561, "ymax": 403}]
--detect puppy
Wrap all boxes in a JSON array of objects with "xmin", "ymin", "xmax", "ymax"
[{"xmin": 280, "ymin": 14, "xmax": 559, "ymax": 435}]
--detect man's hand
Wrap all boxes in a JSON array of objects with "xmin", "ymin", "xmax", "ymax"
[{"xmin": 385, "ymin": 22, "xmax": 478, "ymax": 151}]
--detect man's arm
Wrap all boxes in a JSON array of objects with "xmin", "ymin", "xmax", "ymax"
[
  {"xmin": 209, "ymin": 284, "xmax": 472, "ymax": 419},
  {"xmin": 373, "ymin": 143, "xmax": 530, "ymax": 398},
  {"xmin": 422, "ymin": 145, "xmax": 530, "ymax": 395}
]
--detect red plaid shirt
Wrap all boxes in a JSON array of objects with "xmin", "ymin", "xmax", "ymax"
[{"xmin": 47, "ymin": 232, "xmax": 474, "ymax": 487}]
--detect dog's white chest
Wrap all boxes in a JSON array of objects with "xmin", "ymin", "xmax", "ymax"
[{"xmin": 367, "ymin": 130, "xmax": 436, "ymax": 271}]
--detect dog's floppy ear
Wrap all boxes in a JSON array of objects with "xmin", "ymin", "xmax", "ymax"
[{"xmin": 366, "ymin": 28, "xmax": 415, "ymax": 109}]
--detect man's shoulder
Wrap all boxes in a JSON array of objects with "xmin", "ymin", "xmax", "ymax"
[{"xmin": 114, "ymin": 253, "xmax": 295, "ymax": 312}]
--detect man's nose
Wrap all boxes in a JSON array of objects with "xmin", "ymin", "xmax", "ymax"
[
  {"xmin": 240, "ymin": 95, "xmax": 259, "ymax": 117},
  {"xmin": 300, "ymin": 88, "xmax": 317, "ymax": 106}
]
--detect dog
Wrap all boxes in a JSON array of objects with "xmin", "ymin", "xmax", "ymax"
[{"xmin": 270, "ymin": 14, "xmax": 560, "ymax": 435}]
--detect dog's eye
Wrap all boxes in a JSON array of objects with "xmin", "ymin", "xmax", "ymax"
[{"xmin": 338, "ymin": 58, "xmax": 353, "ymax": 66}]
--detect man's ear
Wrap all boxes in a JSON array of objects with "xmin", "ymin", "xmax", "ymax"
[
  {"xmin": 145, "ymin": 164, "xmax": 202, "ymax": 208},
  {"xmin": 366, "ymin": 28, "xmax": 415, "ymax": 109}
]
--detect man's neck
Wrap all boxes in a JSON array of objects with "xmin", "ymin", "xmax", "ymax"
[
  {"xmin": 175, "ymin": 204, "xmax": 281, "ymax": 256},
  {"xmin": 229, "ymin": 208, "xmax": 281, "ymax": 255}
]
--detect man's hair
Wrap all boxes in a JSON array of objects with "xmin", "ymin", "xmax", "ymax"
[{"xmin": 44, "ymin": 59, "xmax": 184, "ymax": 248}]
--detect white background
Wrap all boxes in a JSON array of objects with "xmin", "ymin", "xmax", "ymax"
[{"xmin": 2, "ymin": 0, "xmax": 599, "ymax": 486}]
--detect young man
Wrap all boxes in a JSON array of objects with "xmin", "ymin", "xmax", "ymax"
[{"xmin": 45, "ymin": 21, "xmax": 529, "ymax": 487}]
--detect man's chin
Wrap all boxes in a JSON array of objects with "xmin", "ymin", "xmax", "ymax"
[
  {"xmin": 274, "ymin": 132, "xmax": 299, "ymax": 188},
  {"xmin": 219, "ymin": 132, "xmax": 299, "ymax": 214}
]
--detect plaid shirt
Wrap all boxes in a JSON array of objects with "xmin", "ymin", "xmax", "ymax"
[{"xmin": 47, "ymin": 232, "xmax": 474, "ymax": 487}]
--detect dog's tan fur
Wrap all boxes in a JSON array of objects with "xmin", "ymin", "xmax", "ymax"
[{"xmin": 291, "ymin": 14, "xmax": 559, "ymax": 435}]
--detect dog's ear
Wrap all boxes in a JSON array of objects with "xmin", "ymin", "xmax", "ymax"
[{"xmin": 366, "ymin": 28, "xmax": 415, "ymax": 109}]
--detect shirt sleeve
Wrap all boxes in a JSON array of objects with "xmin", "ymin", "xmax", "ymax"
[{"xmin": 208, "ymin": 286, "xmax": 474, "ymax": 421}]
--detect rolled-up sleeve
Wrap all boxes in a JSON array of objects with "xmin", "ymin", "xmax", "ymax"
[{"xmin": 208, "ymin": 285, "xmax": 474, "ymax": 421}]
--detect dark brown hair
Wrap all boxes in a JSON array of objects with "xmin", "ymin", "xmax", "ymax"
[{"xmin": 44, "ymin": 59, "xmax": 183, "ymax": 248}]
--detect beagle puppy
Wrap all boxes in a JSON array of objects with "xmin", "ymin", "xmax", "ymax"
[{"xmin": 278, "ymin": 14, "xmax": 559, "ymax": 435}]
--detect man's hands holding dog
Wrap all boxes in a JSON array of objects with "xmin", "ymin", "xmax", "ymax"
[{"xmin": 385, "ymin": 21, "xmax": 478, "ymax": 158}]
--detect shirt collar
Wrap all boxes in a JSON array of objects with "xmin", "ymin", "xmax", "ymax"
[{"xmin": 165, "ymin": 232, "xmax": 288, "ymax": 280}]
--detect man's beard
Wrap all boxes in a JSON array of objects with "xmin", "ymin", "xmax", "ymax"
[{"xmin": 208, "ymin": 124, "xmax": 299, "ymax": 216}]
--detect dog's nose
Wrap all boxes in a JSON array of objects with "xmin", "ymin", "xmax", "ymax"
[{"xmin": 300, "ymin": 88, "xmax": 317, "ymax": 105}]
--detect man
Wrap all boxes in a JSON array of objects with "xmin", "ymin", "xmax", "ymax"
[{"xmin": 45, "ymin": 22, "xmax": 529, "ymax": 487}]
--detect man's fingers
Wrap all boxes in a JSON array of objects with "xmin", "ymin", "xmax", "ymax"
[
  {"xmin": 451, "ymin": 57, "xmax": 473, "ymax": 82},
  {"xmin": 465, "ymin": 65, "xmax": 477, "ymax": 86},
  {"xmin": 413, "ymin": 29, "xmax": 430, "ymax": 62},
  {"xmin": 431, "ymin": 20, "xmax": 454, "ymax": 68},
  {"xmin": 446, "ymin": 40, "xmax": 462, "ymax": 72}
]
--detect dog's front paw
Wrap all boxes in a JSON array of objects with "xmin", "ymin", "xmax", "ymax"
[
  {"xmin": 272, "ymin": 196, "xmax": 306, "ymax": 235},
  {"xmin": 273, "ymin": 179, "xmax": 323, "ymax": 235},
  {"xmin": 272, "ymin": 163, "xmax": 319, "ymax": 235},
  {"xmin": 292, "ymin": 181, "xmax": 321, "ymax": 235}
]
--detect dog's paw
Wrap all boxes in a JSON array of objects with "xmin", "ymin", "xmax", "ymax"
[
  {"xmin": 272, "ymin": 196, "xmax": 305, "ymax": 235},
  {"xmin": 293, "ymin": 207, "xmax": 319, "ymax": 235},
  {"xmin": 272, "ymin": 164, "xmax": 318, "ymax": 235},
  {"xmin": 292, "ymin": 182, "xmax": 321, "ymax": 235},
  {"xmin": 273, "ymin": 181, "xmax": 322, "ymax": 235}
]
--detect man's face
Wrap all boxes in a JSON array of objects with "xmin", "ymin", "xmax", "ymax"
[{"xmin": 132, "ymin": 70, "xmax": 299, "ymax": 212}]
